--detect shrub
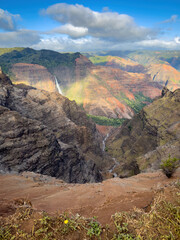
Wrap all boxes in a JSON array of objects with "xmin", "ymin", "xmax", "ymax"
[{"xmin": 161, "ymin": 156, "xmax": 179, "ymax": 178}]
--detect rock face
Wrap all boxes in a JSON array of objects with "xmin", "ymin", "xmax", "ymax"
[
  {"xmin": 0, "ymin": 71, "xmax": 103, "ymax": 183},
  {"xmin": 81, "ymin": 66, "xmax": 161, "ymax": 118},
  {"xmin": 90, "ymin": 55, "xmax": 147, "ymax": 73},
  {"xmin": 107, "ymin": 87, "xmax": 180, "ymax": 177},
  {"xmin": 0, "ymin": 48, "xmax": 162, "ymax": 120},
  {"xmin": 11, "ymin": 63, "xmax": 56, "ymax": 92},
  {"xmin": 147, "ymin": 64, "xmax": 180, "ymax": 90}
]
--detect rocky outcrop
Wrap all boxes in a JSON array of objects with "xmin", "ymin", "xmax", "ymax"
[
  {"xmin": 0, "ymin": 71, "xmax": 103, "ymax": 183},
  {"xmin": 107, "ymin": 87, "xmax": 180, "ymax": 177}
]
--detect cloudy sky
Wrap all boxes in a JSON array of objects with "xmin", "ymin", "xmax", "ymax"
[{"xmin": 0, "ymin": 0, "xmax": 180, "ymax": 51}]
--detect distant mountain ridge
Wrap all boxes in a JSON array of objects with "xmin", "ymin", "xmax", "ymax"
[
  {"xmin": 0, "ymin": 48, "xmax": 163, "ymax": 124},
  {"xmin": 88, "ymin": 51, "xmax": 180, "ymax": 91}
]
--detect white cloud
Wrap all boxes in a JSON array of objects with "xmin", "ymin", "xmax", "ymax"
[
  {"xmin": 175, "ymin": 37, "xmax": 180, "ymax": 44},
  {"xmin": 0, "ymin": 4, "xmax": 179, "ymax": 52},
  {"xmin": 42, "ymin": 3, "xmax": 155, "ymax": 42},
  {"xmin": 0, "ymin": 8, "xmax": 20, "ymax": 31},
  {"xmin": 161, "ymin": 15, "xmax": 178, "ymax": 24},
  {"xmin": 135, "ymin": 38, "xmax": 180, "ymax": 49},
  {"xmin": 32, "ymin": 36, "xmax": 96, "ymax": 52},
  {"xmin": 31, "ymin": 35, "xmax": 180, "ymax": 52},
  {"xmin": 0, "ymin": 29, "xmax": 41, "ymax": 47},
  {"xmin": 52, "ymin": 24, "xmax": 88, "ymax": 38}
]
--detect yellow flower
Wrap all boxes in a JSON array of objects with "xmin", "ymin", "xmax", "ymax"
[{"xmin": 64, "ymin": 219, "xmax": 69, "ymax": 224}]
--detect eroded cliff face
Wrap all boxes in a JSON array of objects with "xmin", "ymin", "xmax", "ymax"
[
  {"xmin": 147, "ymin": 64, "xmax": 180, "ymax": 90},
  {"xmin": 106, "ymin": 87, "xmax": 180, "ymax": 177},
  {"xmin": 11, "ymin": 63, "xmax": 56, "ymax": 92},
  {"xmin": 4, "ymin": 49, "xmax": 162, "ymax": 119},
  {"xmin": 0, "ymin": 71, "xmax": 103, "ymax": 183},
  {"xmin": 99, "ymin": 56, "xmax": 147, "ymax": 73},
  {"xmin": 51, "ymin": 54, "xmax": 93, "ymax": 89},
  {"xmin": 65, "ymin": 65, "xmax": 162, "ymax": 119}
]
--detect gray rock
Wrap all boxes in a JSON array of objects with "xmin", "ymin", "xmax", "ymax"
[{"xmin": 0, "ymin": 71, "xmax": 102, "ymax": 183}]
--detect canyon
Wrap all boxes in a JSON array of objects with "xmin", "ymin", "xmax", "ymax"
[
  {"xmin": 0, "ymin": 70, "xmax": 104, "ymax": 183},
  {"xmin": 0, "ymin": 48, "xmax": 179, "ymax": 181},
  {"xmin": 0, "ymin": 48, "xmax": 165, "ymax": 121}
]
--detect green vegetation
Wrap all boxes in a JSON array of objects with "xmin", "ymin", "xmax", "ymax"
[
  {"xmin": 0, "ymin": 186, "xmax": 179, "ymax": 239},
  {"xmin": 0, "ymin": 48, "xmax": 80, "ymax": 74},
  {"xmin": 87, "ymin": 218, "xmax": 102, "ymax": 238},
  {"xmin": 161, "ymin": 156, "xmax": 179, "ymax": 178},
  {"xmin": 112, "ymin": 213, "xmax": 137, "ymax": 240},
  {"xmin": 88, "ymin": 114, "xmax": 126, "ymax": 126},
  {"xmin": 118, "ymin": 92, "xmax": 152, "ymax": 114},
  {"xmin": 0, "ymin": 47, "xmax": 24, "ymax": 56},
  {"xmin": 89, "ymin": 55, "xmax": 109, "ymax": 65}
]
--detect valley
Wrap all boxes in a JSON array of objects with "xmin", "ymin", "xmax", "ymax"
[
  {"xmin": 0, "ymin": 48, "xmax": 179, "ymax": 180},
  {"xmin": 0, "ymin": 1, "xmax": 180, "ymax": 238}
]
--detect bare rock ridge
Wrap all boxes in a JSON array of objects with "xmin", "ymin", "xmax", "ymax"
[
  {"xmin": 0, "ymin": 71, "xmax": 102, "ymax": 183},
  {"xmin": 107, "ymin": 87, "xmax": 180, "ymax": 177}
]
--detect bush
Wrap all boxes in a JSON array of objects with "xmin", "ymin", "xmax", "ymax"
[{"xmin": 161, "ymin": 156, "xmax": 179, "ymax": 178}]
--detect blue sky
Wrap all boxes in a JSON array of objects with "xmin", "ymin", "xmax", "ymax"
[{"xmin": 0, "ymin": 0, "xmax": 180, "ymax": 51}]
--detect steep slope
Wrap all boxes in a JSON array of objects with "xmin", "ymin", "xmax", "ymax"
[
  {"xmin": 67, "ymin": 66, "xmax": 161, "ymax": 119},
  {"xmin": 89, "ymin": 54, "xmax": 180, "ymax": 90},
  {"xmin": 0, "ymin": 71, "xmax": 103, "ymax": 183},
  {"xmin": 0, "ymin": 48, "xmax": 162, "ymax": 123},
  {"xmin": 89, "ymin": 55, "xmax": 146, "ymax": 73},
  {"xmin": 164, "ymin": 56, "xmax": 180, "ymax": 71},
  {"xmin": 147, "ymin": 63, "xmax": 180, "ymax": 90},
  {"xmin": 106, "ymin": 87, "xmax": 180, "ymax": 177},
  {"xmin": 11, "ymin": 63, "xmax": 56, "ymax": 92}
]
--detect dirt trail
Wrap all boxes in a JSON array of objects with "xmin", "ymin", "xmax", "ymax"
[{"xmin": 0, "ymin": 169, "xmax": 179, "ymax": 225}]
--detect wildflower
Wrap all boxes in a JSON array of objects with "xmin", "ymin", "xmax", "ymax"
[{"xmin": 64, "ymin": 219, "xmax": 69, "ymax": 224}]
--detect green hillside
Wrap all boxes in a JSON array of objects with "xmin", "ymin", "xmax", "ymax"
[
  {"xmin": 0, "ymin": 47, "xmax": 24, "ymax": 56},
  {"xmin": 0, "ymin": 48, "xmax": 81, "ymax": 74}
]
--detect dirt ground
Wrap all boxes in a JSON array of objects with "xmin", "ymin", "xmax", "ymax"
[{"xmin": 0, "ymin": 169, "xmax": 179, "ymax": 225}]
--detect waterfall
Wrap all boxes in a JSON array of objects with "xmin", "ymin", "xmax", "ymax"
[
  {"xmin": 54, "ymin": 76, "xmax": 63, "ymax": 95},
  {"xmin": 102, "ymin": 133, "xmax": 109, "ymax": 151},
  {"xmin": 108, "ymin": 158, "xmax": 120, "ymax": 173}
]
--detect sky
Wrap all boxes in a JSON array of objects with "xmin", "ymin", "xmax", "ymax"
[{"xmin": 0, "ymin": 0, "xmax": 180, "ymax": 52}]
